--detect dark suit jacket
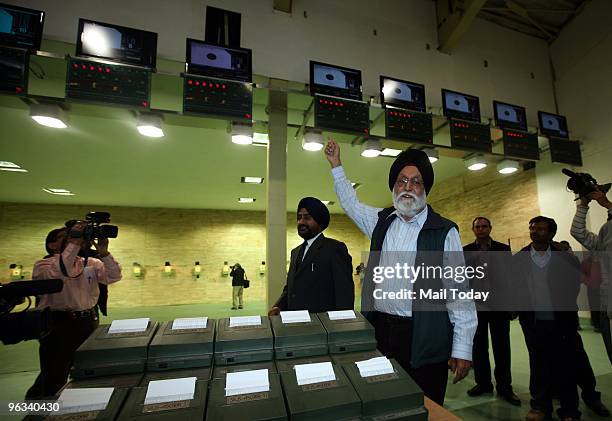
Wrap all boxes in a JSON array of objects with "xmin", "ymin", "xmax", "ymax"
[
  {"xmin": 274, "ymin": 233, "xmax": 354, "ymax": 312},
  {"xmin": 513, "ymin": 242, "xmax": 581, "ymax": 330}
]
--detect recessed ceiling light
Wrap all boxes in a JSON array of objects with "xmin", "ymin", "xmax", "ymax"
[
  {"xmin": 30, "ymin": 104, "xmax": 68, "ymax": 129},
  {"xmin": 238, "ymin": 197, "xmax": 256, "ymax": 203},
  {"xmin": 361, "ymin": 138, "xmax": 383, "ymax": 158},
  {"xmin": 0, "ymin": 161, "xmax": 28, "ymax": 172},
  {"xmin": 231, "ymin": 122, "xmax": 253, "ymax": 145},
  {"xmin": 423, "ymin": 148, "xmax": 439, "ymax": 163},
  {"xmin": 241, "ymin": 176, "xmax": 264, "ymax": 184},
  {"xmin": 497, "ymin": 159, "xmax": 519, "ymax": 174},
  {"xmin": 380, "ymin": 148, "xmax": 402, "ymax": 157},
  {"xmin": 43, "ymin": 188, "xmax": 74, "ymax": 196},
  {"xmin": 464, "ymin": 156, "xmax": 487, "ymax": 171},
  {"xmin": 136, "ymin": 113, "xmax": 164, "ymax": 138},
  {"xmin": 321, "ymin": 200, "xmax": 335, "ymax": 205},
  {"xmin": 302, "ymin": 128, "xmax": 324, "ymax": 151}
]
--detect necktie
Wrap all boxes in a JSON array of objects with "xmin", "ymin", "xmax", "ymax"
[{"xmin": 295, "ymin": 241, "xmax": 308, "ymax": 269}]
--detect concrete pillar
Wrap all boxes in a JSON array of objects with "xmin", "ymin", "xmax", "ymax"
[{"xmin": 266, "ymin": 79, "xmax": 288, "ymax": 310}]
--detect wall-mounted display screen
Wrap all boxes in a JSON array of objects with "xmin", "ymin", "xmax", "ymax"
[
  {"xmin": 76, "ymin": 19, "xmax": 157, "ymax": 69},
  {"xmin": 380, "ymin": 76, "xmax": 426, "ymax": 113},
  {"xmin": 0, "ymin": 3, "xmax": 45, "ymax": 50},
  {"xmin": 442, "ymin": 88, "xmax": 481, "ymax": 123},
  {"xmin": 186, "ymin": 39, "xmax": 251, "ymax": 82},
  {"xmin": 493, "ymin": 100, "xmax": 528, "ymax": 132},
  {"xmin": 310, "ymin": 60, "xmax": 362, "ymax": 101},
  {"xmin": 538, "ymin": 110, "xmax": 569, "ymax": 139}
]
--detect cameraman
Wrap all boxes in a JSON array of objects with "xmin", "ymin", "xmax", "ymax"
[
  {"xmin": 25, "ymin": 222, "xmax": 122, "ymax": 399},
  {"xmin": 570, "ymin": 189, "xmax": 612, "ymax": 365}
]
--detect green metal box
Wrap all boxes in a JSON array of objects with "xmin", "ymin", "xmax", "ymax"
[
  {"xmin": 73, "ymin": 322, "xmax": 159, "ymax": 379},
  {"xmin": 330, "ymin": 350, "xmax": 383, "ymax": 366},
  {"xmin": 116, "ymin": 380, "xmax": 207, "ymax": 421},
  {"xmin": 67, "ymin": 373, "xmax": 143, "ymax": 389},
  {"xmin": 317, "ymin": 312, "xmax": 377, "ymax": 354},
  {"xmin": 280, "ymin": 363, "xmax": 361, "ymax": 421},
  {"xmin": 140, "ymin": 367, "xmax": 212, "ymax": 386},
  {"xmin": 24, "ymin": 387, "xmax": 129, "ymax": 421},
  {"xmin": 147, "ymin": 319, "xmax": 215, "ymax": 371},
  {"xmin": 214, "ymin": 317, "xmax": 273, "ymax": 365},
  {"xmin": 270, "ymin": 314, "xmax": 328, "ymax": 359},
  {"xmin": 212, "ymin": 361, "xmax": 277, "ymax": 380},
  {"xmin": 275, "ymin": 355, "xmax": 332, "ymax": 373},
  {"xmin": 342, "ymin": 358, "xmax": 428, "ymax": 421},
  {"xmin": 206, "ymin": 373, "xmax": 287, "ymax": 421}
]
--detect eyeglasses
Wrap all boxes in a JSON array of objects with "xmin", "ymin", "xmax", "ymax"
[{"xmin": 395, "ymin": 176, "xmax": 423, "ymax": 189}]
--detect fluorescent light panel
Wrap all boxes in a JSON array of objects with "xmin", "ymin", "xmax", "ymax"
[
  {"xmin": 43, "ymin": 188, "xmax": 74, "ymax": 196},
  {"xmin": 238, "ymin": 197, "xmax": 255, "ymax": 203},
  {"xmin": 380, "ymin": 148, "xmax": 402, "ymax": 157},
  {"xmin": 241, "ymin": 176, "xmax": 264, "ymax": 184},
  {"xmin": 0, "ymin": 161, "xmax": 27, "ymax": 172}
]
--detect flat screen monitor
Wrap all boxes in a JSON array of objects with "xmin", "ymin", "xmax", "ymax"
[
  {"xmin": 538, "ymin": 110, "xmax": 569, "ymax": 139},
  {"xmin": 442, "ymin": 88, "xmax": 481, "ymax": 123},
  {"xmin": 0, "ymin": 3, "xmax": 45, "ymax": 51},
  {"xmin": 493, "ymin": 100, "xmax": 528, "ymax": 132},
  {"xmin": 76, "ymin": 19, "xmax": 157, "ymax": 69},
  {"xmin": 380, "ymin": 76, "xmax": 426, "ymax": 113},
  {"xmin": 309, "ymin": 60, "xmax": 362, "ymax": 101},
  {"xmin": 186, "ymin": 39, "xmax": 251, "ymax": 82}
]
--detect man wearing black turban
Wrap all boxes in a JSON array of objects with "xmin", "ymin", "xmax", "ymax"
[
  {"xmin": 324, "ymin": 139, "xmax": 477, "ymax": 406},
  {"xmin": 269, "ymin": 197, "xmax": 354, "ymax": 315}
]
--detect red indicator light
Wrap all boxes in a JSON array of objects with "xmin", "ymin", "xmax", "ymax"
[
  {"xmin": 319, "ymin": 99, "xmax": 323, "ymax": 104},
  {"xmin": 81, "ymin": 64, "xmax": 86, "ymax": 70},
  {"xmin": 105, "ymin": 68, "xmax": 110, "ymax": 73},
  {"xmin": 335, "ymin": 102, "xmax": 339, "ymax": 106},
  {"xmin": 187, "ymin": 79, "xmax": 193, "ymax": 85},
  {"xmin": 222, "ymin": 84, "xmax": 226, "ymax": 89},
  {"xmin": 340, "ymin": 103, "xmax": 344, "ymax": 107},
  {"xmin": 73, "ymin": 63, "xmax": 78, "ymax": 69},
  {"xmin": 89, "ymin": 65, "xmax": 94, "ymax": 71},
  {"xmin": 202, "ymin": 81, "xmax": 207, "ymax": 87},
  {"xmin": 98, "ymin": 67, "xmax": 102, "ymax": 72},
  {"xmin": 245, "ymin": 113, "xmax": 251, "ymax": 119},
  {"xmin": 364, "ymin": 128, "xmax": 369, "ymax": 133},
  {"xmin": 215, "ymin": 83, "xmax": 220, "ymax": 88},
  {"xmin": 15, "ymin": 86, "xmax": 22, "ymax": 93},
  {"xmin": 195, "ymin": 81, "xmax": 200, "ymax": 86},
  {"xmin": 407, "ymin": 114, "xmax": 412, "ymax": 118},
  {"xmin": 142, "ymin": 101, "xmax": 149, "ymax": 107}
]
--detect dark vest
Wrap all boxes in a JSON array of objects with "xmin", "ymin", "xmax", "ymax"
[{"xmin": 362, "ymin": 204, "xmax": 457, "ymax": 368}]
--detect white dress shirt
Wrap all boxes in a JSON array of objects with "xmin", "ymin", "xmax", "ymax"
[{"xmin": 332, "ymin": 165, "xmax": 477, "ymax": 361}]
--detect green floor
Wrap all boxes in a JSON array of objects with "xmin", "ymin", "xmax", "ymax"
[{"xmin": 1, "ymin": 303, "xmax": 610, "ymax": 420}]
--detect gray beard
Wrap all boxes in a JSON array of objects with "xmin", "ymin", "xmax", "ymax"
[{"xmin": 392, "ymin": 190, "xmax": 427, "ymax": 219}]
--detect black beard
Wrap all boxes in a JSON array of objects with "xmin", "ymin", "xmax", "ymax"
[{"xmin": 298, "ymin": 225, "xmax": 315, "ymax": 240}]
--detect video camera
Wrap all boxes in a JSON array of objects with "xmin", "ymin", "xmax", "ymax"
[
  {"xmin": 562, "ymin": 168, "xmax": 611, "ymax": 198},
  {"xmin": 0, "ymin": 279, "xmax": 63, "ymax": 345},
  {"xmin": 67, "ymin": 211, "xmax": 118, "ymax": 240}
]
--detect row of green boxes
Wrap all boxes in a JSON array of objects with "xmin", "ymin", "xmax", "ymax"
[
  {"xmin": 72, "ymin": 312, "xmax": 377, "ymax": 379},
  {"xmin": 49, "ymin": 351, "xmax": 427, "ymax": 421}
]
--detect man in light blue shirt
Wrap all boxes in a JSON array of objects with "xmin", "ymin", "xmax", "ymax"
[{"xmin": 324, "ymin": 139, "xmax": 477, "ymax": 405}]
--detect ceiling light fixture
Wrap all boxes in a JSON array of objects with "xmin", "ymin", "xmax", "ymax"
[
  {"xmin": 136, "ymin": 113, "xmax": 164, "ymax": 138},
  {"xmin": 241, "ymin": 176, "xmax": 264, "ymax": 184},
  {"xmin": 464, "ymin": 156, "xmax": 488, "ymax": 171},
  {"xmin": 302, "ymin": 128, "xmax": 324, "ymax": 151},
  {"xmin": 497, "ymin": 159, "xmax": 519, "ymax": 174},
  {"xmin": 253, "ymin": 133, "xmax": 269, "ymax": 145},
  {"xmin": 30, "ymin": 104, "xmax": 68, "ymax": 129},
  {"xmin": 231, "ymin": 122, "xmax": 253, "ymax": 145},
  {"xmin": 380, "ymin": 148, "xmax": 402, "ymax": 157},
  {"xmin": 238, "ymin": 197, "xmax": 256, "ymax": 203},
  {"xmin": 423, "ymin": 148, "xmax": 439, "ymax": 163},
  {"xmin": 43, "ymin": 188, "xmax": 74, "ymax": 196},
  {"xmin": 360, "ymin": 138, "xmax": 383, "ymax": 158},
  {"xmin": 0, "ymin": 161, "xmax": 27, "ymax": 172},
  {"xmin": 321, "ymin": 200, "xmax": 335, "ymax": 205}
]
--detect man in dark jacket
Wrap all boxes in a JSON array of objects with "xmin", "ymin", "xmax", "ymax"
[
  {"xmin": 463, "ymin": 217, "xmax": 520, "ymax": 406},
  {"xmin": 514, "ymin": 216, "xmax": 582, "ymax": 421},
  {"xmin": 230, "ymin": 263, "xmax": 246, "ymax": 310},
  {"xmin": 269, "ymin": 197, "xmax": 354, "ymax": 314}
]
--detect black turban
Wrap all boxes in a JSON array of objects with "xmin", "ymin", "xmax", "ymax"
[
  {"xmin": 388, "ymin": 148, "xmax": 434, "ymax": 195},
  {"xmin": 297, "ymin": 197, "xmax": 330, "ymax": 230}
]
